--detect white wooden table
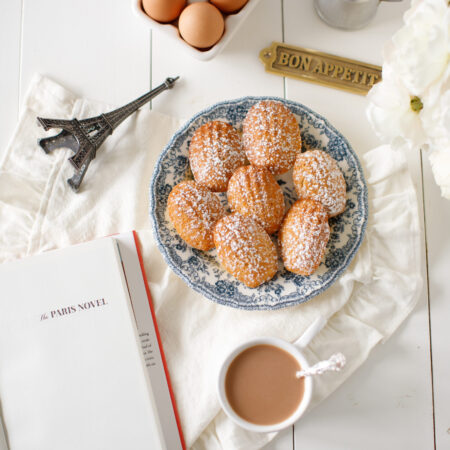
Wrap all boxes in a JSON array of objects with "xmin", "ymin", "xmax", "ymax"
[{"xmin": 1, "ymin": 1, "xmax": 448, "ymax": 449}]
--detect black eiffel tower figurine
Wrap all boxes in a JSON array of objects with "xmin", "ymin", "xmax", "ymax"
[{"xmin": 37, "ymin": 76, "xmax": 179, "ymax": 192}]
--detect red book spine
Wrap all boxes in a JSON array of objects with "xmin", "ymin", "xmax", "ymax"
[{"xmin": 132, "ymin": 231, "xmax": 186, "ymax": 450}]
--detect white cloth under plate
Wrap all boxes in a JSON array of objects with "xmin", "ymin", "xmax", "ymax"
[{"xmin": 0, "ymin": 75, "xmax": 422, "ymax": 449}]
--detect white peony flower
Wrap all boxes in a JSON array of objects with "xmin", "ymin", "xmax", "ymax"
[
  {"xmin": 429, "ymin": 150, "xmax": 450, "ymax": 199},
  {"xmin": 421, "ymin": 62, "xmax": 450, "ymax": 154},
  {"xmin": 388, "ymin": 0, "xmax": 449, "ymax": 96},
  {"xmin": 367, "ymin": 0, "xmax": 450, "ymax": 199},
  {"xmin": 366, "ymin": 62, "xmax": 427, "ymax": 151}
]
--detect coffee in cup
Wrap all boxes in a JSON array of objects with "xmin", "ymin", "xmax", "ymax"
[
  {"xmin": 217, "ymin": 316, "xmax": 327, "ymax": 433},
  {"xmin": 225, "ymin": 344, "xmax": 305, "ymax": 425}
]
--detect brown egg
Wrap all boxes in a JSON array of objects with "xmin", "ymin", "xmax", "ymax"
[
  {"xmin": 142, "ymin": 0, "xmax": 185, "ymax": 23},
  {"xmin": 178, "ymin": 3, "xmax": 225, "ymax": 49},
  {"xmin": 210, "ymin": 0, "xmax": 248, "ymax": 14}
]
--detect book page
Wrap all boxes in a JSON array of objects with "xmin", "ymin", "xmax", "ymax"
[
  {"xmin": 0, "ymin": 238, "xmax": 165, "ymax": 450},
  {"xmin": 115, "ymin": 232, "xmax": 184, "ymax": 450}
]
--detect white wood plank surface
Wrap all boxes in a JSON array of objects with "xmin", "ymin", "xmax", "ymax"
[
  {"xmin": 422, "ymin": 154, "xmax": 450, "ymax": 450},
  {"xmin": 20, "ymin": 0, "xmax": 151, "ymax": 106},
  {"xmin": 0, "ymin": 1, "xmax": 446, "ymax": 449},
  {"xmin": 264, "ymin": 427, "xmax": 293, "ymax": 450},
  {"xmin": 293, "ymin": 295, "xmax": 434, "ymax": 450},
  {"xmin": 283, "ymin": 1, "xmax": 434, "ymax": 448},
  {"xmin": 0, "ymin": 0, "xmax": 22, "ymax": 157}
]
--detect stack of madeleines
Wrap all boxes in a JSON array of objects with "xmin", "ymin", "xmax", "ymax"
[{"xmin": 167, "ymin": 100, "xmax": 346, "ymax": 288}]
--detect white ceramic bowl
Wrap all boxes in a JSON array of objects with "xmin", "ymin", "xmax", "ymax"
[
  {"xmin": 217, "ymin": 316, "xmax": 326, "ymax": 432},
  {"xmin": 132, "ymin": 0, "xmax": 262, "ymax": 61}
]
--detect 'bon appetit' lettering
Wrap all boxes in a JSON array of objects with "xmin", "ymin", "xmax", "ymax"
[
  {"xmin": 276, "ymin": 51, "xmax": 379, "ymax": 87},
  {"xmin": 259, "ymin": 42, "xmax": 382, "ymax": 95},
  {"xmin": 40, "ymin": 298, "xmax": 108, "ymax": 322}
]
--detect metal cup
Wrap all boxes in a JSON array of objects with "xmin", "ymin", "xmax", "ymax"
[{"xmin": 314, "ymin": 0, "xmax": 402, "ymax": 30}]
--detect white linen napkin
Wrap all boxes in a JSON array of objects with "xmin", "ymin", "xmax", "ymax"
[{"xmin": 0, "ymin": 75, "xmax": 422, "ymax": 449}]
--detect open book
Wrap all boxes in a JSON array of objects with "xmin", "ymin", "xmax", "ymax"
[{"xmin": 0, "ymin": 232, "xmax": 185, "ymax": 450}]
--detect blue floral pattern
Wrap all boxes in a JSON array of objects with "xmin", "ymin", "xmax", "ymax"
[{"xmin": 149, "ymin": 97, "xmax": 369, "ymax": 310}]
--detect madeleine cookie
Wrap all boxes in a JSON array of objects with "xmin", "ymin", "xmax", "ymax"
[
  {"xmin": 279, "ymin": 199, "xmax": 330, "ymax": 276},
  {"xmin": 242, "ymin": 100, "xmax": 301, "ymax": 175},
  {"xmin": 227, "ymin": 165, "xmax": 285, "ymax": 234},
  {"xmin": 167, "ymin": 180, "xmax": 226, "ymax": 251},
  {"xmin": 293, "ymin": 149, "xmax": 346, "ymax": 217},
  {"xmin": 213, "ymin": 213, "xmax": 278, "ymax": 288},
  {"xmin": 189, "ymin": 120, "xmax": 247, "ymax": 192}
]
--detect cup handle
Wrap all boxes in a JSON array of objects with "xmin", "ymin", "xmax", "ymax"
[{"xmin": 293, "ymin": 316, "xmax": 327, "ymax": 349}]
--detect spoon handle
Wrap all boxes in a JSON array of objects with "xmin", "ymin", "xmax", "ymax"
[{"xmin": 296, "ymin": 352, "xmax": 346, "ymax": 378}]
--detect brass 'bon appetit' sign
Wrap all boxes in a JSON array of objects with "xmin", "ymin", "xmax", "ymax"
[{"xmin": 260, "ymin": 42, "xmax": 382, "ymax": 95}]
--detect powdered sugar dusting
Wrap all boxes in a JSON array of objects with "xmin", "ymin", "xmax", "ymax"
[
  {"xmin": 243, "ymin": 100, "xmax": 302, "ymax": 175},
  {"xmin": 151, "ymin": 96, "xmax": 368, "ymax": 308},
  {"xmin": 214, "ymin": 213, "xmax": 278, "ymax": 288},
  {"xmin": 279, "ymin": 199, "xmax": 330, "ymax": 276},
  {"xmin": 227, "ymin": 165, "xmax": 285, "ymax": 234},
  {"xmin": 189, "ymin": 121, "xmax": 247, "ymax": 192},
  {"xmin": 293, "ymin": 150, "xmax": 346, "ymax": 217},
  {"xmin": 168, "ymin": 180, "xmax": 226, "ymax": 250}
]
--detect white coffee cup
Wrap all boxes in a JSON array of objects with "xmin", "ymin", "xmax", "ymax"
[{"xmin": 217, "ymin": 316, "xmax": 327, "ymax": 433}]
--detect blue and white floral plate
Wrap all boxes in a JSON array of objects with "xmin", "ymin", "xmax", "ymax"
[{"xmin": 149, "ymin": 97, "xmax": 368, "ymax": 310}]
